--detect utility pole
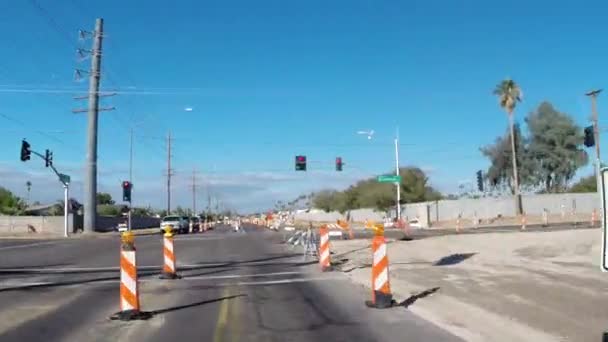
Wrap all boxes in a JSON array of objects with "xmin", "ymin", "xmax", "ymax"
[
  {"xmin": 166, "ymin": 131, "xmax": 173, "ymax": 214},
  {"xmin": 83, "ymin": 18, "xmax": 104, "ymax": 233},
  {"xmin": 192, "ymin": 168, "xmax": 197, "ymax": 216}
]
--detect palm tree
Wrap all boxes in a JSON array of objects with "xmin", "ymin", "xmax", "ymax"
[{"xmin": 493, "ymin": 79, "xmax": 523, "ymax": 215}]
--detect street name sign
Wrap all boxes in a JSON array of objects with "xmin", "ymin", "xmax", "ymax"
[{"xmin": 377, "ymin": 175, "xmax": 401, "ymax": 183}]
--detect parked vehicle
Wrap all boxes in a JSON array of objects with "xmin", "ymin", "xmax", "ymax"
[{"xmin": 160, "ymin": 215, "xmax": 187, "ymax": 234}]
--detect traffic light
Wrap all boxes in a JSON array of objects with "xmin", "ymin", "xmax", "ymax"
[
  {"xmin": 295, "ymin": 155, "xmax": 306, "ymax": 171},
  {"xmin": 584, "ymin": 126, "xmax": 595, "ymax": 147},
  {"xmin": 20, "ymin": 140, "xmax": 31, "ymax": 161},
  {"xmin": 45, "ymin": 149, "xmax": 53, "ymax": 168},
  {"xmin": 122, "ymin": 181, "xmax": 132, "ymax": 202},
  {"xmin": 476, "ymin": 170, "xmax": 483, "ymax": 192},
  {"xmin": 335, "ymin": 157, "xmax": 343, "ymax": 171}
]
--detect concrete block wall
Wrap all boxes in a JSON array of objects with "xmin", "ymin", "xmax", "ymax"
[
  {"xmin": 0, "ymin": 215, "xmax": 75, "ymax": 234},
  {"xmin": 293, "ymin": 192, "xmax": 599, "ymax": 228}
]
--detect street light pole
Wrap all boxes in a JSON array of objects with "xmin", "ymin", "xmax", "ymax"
[{"xmin": 394, "ymin": 136, "xmax": 401, "ymax": 221}]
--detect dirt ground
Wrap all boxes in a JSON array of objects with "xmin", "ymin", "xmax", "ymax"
[{"xmin": 330, "ymin": 227, "xmax": 608, "ymax": 342}]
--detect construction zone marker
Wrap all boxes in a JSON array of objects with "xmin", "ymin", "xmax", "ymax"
[
  {"xmin": 318, "ymin": 225, "xmax": 332, "ymax": 272},
  {"xmin": 337, "ymin": 219, "xmax": 354, "ymax": 240},
  {"xmin": 521, "ymin": 214, "xmax": 527, "ymax": 230},
  {"xmin": 110, "ymin": 231, "xmax": 152, "ymax": 321},
  {"xmin": 365, "ymin": 228, "xmax": 394, "ymax": 309},
  {"xmin": 160, "ymin": 226, "xmax": 181, "ymax": 279}
]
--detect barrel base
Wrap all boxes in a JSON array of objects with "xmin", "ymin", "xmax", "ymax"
[
  {"xmin": 159, "ymin": 272, "xmax": 181, "ymax": 279},
  {"xmin": 365, "ymin": 291, "xmax": 394, "ymax": 309},
  {"xmin": 110, "ymin": 309, "xmax": 153, "ymax": 321}
]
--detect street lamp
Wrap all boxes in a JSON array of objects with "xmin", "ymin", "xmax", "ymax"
[{"xmin": 357, "ymin": 129, "xmax": 401, "ymax": 220}]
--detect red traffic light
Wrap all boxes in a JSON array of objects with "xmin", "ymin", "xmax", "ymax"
[
  {"xmin": 122, "ymin": 181, "xmax": 131, "ymax": 188},
  {"xmin": 336, "ymin": 157, "xmax": 342, "ymax": 163},
  {"xmin": 297, "ymin": 156, "xmax": 305, "ymax": 162}
]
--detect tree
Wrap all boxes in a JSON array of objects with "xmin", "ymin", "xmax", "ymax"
[
  {"xmin": 494, "ymin": 78, "xmax": 523, "ymax": 214},
  {"xmin": 96, "ymin": 192, "xmax": 115, "ymax": 205},
  {"xmin": 570, "ymin": 175, "xmax": 596, "ymax": 193},
  {"xmin": 526, "ymin": 102, "xmax": 588, "ymax": 192},
  {"xmin": 0, "ymin": 187, "xmax": 25, "ymax": 215},
  {"xmin": 98, "ymin": 204, "xmax": 121, "ymax": 216},
  {"xmin": 312, "ymin": 190, "xmax": 338, "ymax": 212},
  {"xmin": 310, "ymin": 167, "xmax": 442, "ymax": 212},
  {"xmin": 400, "ymin": 167, "xmax": 442, "ymax": 203},
  {"xmin": 480, "ymin": 123, "xmax": 534, "ymax": 192}
]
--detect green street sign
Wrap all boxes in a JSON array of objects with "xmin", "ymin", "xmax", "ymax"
[
  {"xmin": 59, "ymin": 173, "xmax": 71, "ymax": 185},
  {"xmin": 377, "ymin": 175, "xmax": 401, "ymax": 183}
]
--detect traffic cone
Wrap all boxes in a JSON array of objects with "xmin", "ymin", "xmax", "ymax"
[
  {"xmin": 318, "ymin": 225, "xmax": 332, "ymax": 272},
  {"xmin": 521, "ymin": 214, "xmax": 527, "ymax": 230},
  {"xmin": 591, "ymin": 209, "xmax": 598, "ymax": 228},
  {"xmin": 456, "ymin": 217, "xmax": 461, "ymax": 233},
  {"xmin": 365, "ymin": 233, "xmax": 393, "ymax": 309},
  {"xmin": 160, "ymin": 226, "xmax": 181, "ymax": 279},
  {"xmin": 110, "ymin": 232, "xmax": 152, "ymax": 321}
]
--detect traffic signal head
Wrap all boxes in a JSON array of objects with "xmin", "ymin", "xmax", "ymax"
[
  {"xmin": 45, "ymin": 149, "xmax": 53, "ymax": 168},
  {"xmin": 122, "ymin": 181, "xmax": 132, "ymax": 202},
  {"xmin": 584, "ymin": 126, "xmax": 595, "ymax": 147},
  {"xmin": 20, "ymin": 140, "xmax": 31, "ymax": 162},
  {"xmin": 476, "ymin": 170, "xmax": 483, "ymax": 192},
  {"xmin": 336, "ymin": 157, "xmax": 343, "ymax": 171},
  {"xmin": 295, "ymin": 155, "xmax": 307, "ymax": 171}
]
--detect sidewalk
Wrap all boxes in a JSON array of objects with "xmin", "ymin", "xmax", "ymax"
[{"xmin": 331, "ymin": 228, "xmax": 607, "ymax": 342}]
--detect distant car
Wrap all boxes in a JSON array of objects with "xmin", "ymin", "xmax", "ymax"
[
  {"xmin": 409, "ymin": 218, "xmax": 422, "ymax": 229},
  {"xmin": 160, "ymin": 215, "xmax": 187, "ymax": 234},
  {"xmin": 190, "ymin": 217, "xmax": 201, "ymax": 232}
]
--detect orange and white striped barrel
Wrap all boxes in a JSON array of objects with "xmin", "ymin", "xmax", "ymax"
[
  {"xmin": 120, "ymin": 237, "xmax": 139, "ymax": 312},
  {"xmin": 318, "ymin": 226, "xmax": 331, "ymax": 271},
  {"xmin": 160, "ymin": 232, "xmax": 179, "ymax": 279},
  {"xmin": 370, "ymin": 235, "xmax": 393, "ymax": 308},
  {"xmin": 592, "ymin": 209, "xmax": 598, "ymax": 227}
]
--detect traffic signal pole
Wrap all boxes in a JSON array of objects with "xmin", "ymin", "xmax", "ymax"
[
  {"xmin": 587, "ymin": 90, "xmax": 603, "ymax": 236},
  {"xmin": 22, "ymin": 142, "xmax": 70, "ymax": 237}
]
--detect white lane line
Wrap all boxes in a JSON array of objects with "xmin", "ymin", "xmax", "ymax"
[
  {"xmin": 0, "ymin": 272, "xmax": 336, "ymax": 289},
  {"xmin": 0, "ymin": 263, "xmax": 229, "ymax": 273},
  {"xmin": 179, "ymin": 270, "xmax": 303, "ymax": 280},
  {"xmin": 214, "ymin": 276, "xmax": 344, "ymax": 286},
  {"xmin": 0, "ymin": 241, "xmax": 63, "ymax": 251}
]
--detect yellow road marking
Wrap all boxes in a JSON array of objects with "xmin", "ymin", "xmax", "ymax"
[
  {"xmin": 231, "ymin": 286, "xmax": 241, "ymax": 342},
  {"xmin": 213, "ymin": 287, "xmax": 231, "ymax": 342}
]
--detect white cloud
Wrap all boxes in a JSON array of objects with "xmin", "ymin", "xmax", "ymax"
[{"xmin": 0, "ymin": 162, "xmax": 375, "ymax": 213}]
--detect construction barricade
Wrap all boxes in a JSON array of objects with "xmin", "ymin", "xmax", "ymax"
[
  {"xmin": 365, "ymin": 227, "xmax": 394, "ymax": 309},
  {"xmin": 318, "ymin": 225, "xmax": 332, "ymax": 271},
  {"xmin": 110, "ymin": 231, "xmax": 152, "ymax": 321},
  {"xmin": 160, "ymin": 226, "xmax": 181, "ymax": 279}
]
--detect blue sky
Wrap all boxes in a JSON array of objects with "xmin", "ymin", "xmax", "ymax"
[{"xmin": 0, "ymin": 0, "xmax": 606, "ymax": 212}]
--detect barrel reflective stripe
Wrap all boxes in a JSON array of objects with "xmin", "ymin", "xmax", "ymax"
[
  {"xmin": 120, "ymin": 250, "xmax": 139, "ymax": 311},
  {"xmin": 318, "ymin": 227, "xmax": 330, "ymax": 268},
  {"xmin": 371, "ymin": 236, "xmax": 391, "ymax": 297},
  {"xmin": 163, "ymin": 237, "xmax": 176, "ymax": 273}
]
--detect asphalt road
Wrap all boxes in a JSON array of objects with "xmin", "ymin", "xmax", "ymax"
[{"xmin": 0, "ymin": 224, "xmax": 460, "ymax": 342}]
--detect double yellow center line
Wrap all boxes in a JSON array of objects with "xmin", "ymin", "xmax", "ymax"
[{"xmin": 213, "ymin": 286, "xmax": 242, "ymax": 342}]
